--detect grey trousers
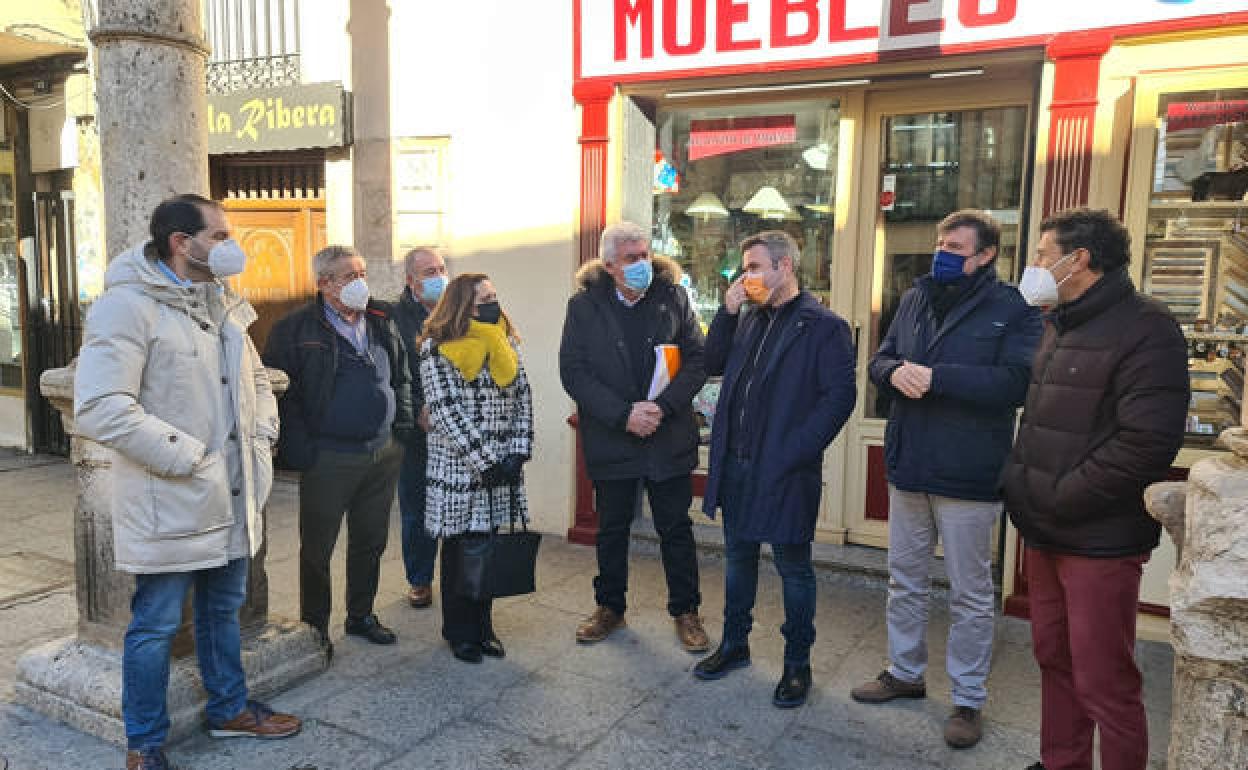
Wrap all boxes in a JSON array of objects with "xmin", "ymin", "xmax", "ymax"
[{"xmin": 886, "ymin": 485, "xmax": 1000, "ymax": 709}]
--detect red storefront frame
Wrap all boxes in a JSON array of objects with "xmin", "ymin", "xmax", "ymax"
[{"xmin": 568, "ymin": 4, "xmax": 1248, "ymax": 617}]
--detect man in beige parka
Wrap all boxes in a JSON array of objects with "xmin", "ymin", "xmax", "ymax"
[{"xmin": 74, "ymin": 194, "xmax": 300, "ymax": 770}]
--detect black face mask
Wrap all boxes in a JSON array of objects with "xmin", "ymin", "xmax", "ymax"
[{"xmin": 475, "ymin": 301, "xmax": 502, "ymax": 325}]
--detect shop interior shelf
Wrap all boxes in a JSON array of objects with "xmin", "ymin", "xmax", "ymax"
[
  {"xmin": 1149, "ymin": 199, "xmax": 1248, "ymax": 210},
  {"xmin": 1185, "ymin": 331, "xmax": 1248, "ymax": 342}
]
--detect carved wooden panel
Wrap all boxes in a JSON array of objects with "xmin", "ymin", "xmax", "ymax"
[{"xmin": 222, "ymin": 200, "xmax": 326, "ymax": 349}]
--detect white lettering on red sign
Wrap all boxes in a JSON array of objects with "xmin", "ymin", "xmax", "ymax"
[
  {"xmin": 587, "ymin": 0, "xmax": 1244, "ymax": 80},
  {"xmin": 688, "ymin": 115, "xmax": 797, "ymax": 160}
]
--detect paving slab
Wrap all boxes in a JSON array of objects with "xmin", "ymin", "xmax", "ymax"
[
  {"xmin": 473, "ymin": 667, "xmax": 651, "ymax": 752},
  {"xmin": 566, "ymin": 727, "xmax": 760, "ymax": 770},
  {"xmin": 377, "ymin": 721, "xmax": 576, "ymax": 769}
]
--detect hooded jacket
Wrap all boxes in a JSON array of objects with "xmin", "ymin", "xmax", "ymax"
[
  {"xmin": 559, "ymin": 256, "xmax": 707, "ymax": 481},
  {"xmin": 74, "ymin": 243, "xmax": 279, "ymax": 574}
]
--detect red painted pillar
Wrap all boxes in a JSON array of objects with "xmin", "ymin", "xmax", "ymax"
[
  {"xmin": 1041, "ymin": 31, "xmax": 1113, "ymax": 217},
  {"xmin": 567, "ymin": 80, "xmax": 614, "ymax": 546},
  {"xmin": 1005, "ymin": 31, "xmax": 1111, "ymax": 619}
]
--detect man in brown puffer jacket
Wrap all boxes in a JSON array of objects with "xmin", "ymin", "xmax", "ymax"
[{"xmin": 1003, "ymin": 208, "xmax": 1189, "ymax": 770}]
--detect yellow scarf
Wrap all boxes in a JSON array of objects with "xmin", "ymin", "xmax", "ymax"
[{"xmin": 438, "ymin": 320, "xmax": 519, "ymax": 387}]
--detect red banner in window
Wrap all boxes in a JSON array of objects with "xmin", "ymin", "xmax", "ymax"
[
  {"xmin": 687, "ymin": 115, "xmax": 797, "ymax": 161},
  {"xmin": 1166, "ymin": 100, "xmax": 1248, "ymax": 132}
]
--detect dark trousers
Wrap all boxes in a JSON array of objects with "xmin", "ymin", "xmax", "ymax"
[
  {"xmin": 398, "ymin": 443, "xmax": 439, "ymax": 586},
  {"xmin": 439, "ymin": 533, "xmax": 495, "ymax": 644},
  {"xmin": 592, "ymin": 474, "xmax": 701, "ymax": 617},
  {"xmin": 299, "ymin": 440, "xmax": 402, "ymax": 632},
  {"xmin": 1026, "ymin": 546, "xmax": 1150, "ymax": 770},
  {"xmin": 719, "ymin": 454, "xmax": 816, "ymax": 666}
]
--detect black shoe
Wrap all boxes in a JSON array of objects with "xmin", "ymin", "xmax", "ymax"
[
  {"xmin": 773, "ymin": 664, "xmax": 812, "ymax": 708},
  {"xmin": 344, "ymin": 614, "xmax": 397, "ymax": 645},
  {"xmin": 693, "ymin": 643, "xmax": 751, "ymax": 681},
  {"xmin": 451, "ymin": 641, "xmax": 483, "ymax": 663},
  {"xmin": 306, "ymin": 622, "xmax": 334, "ymax": 663},
  {"xmin": 1024, "ymin": 764, "xmax": 1046, "ymax": 770},
  {"xmin": 481, "ymin": 635, "xmax": 505, "ymax": 659}
]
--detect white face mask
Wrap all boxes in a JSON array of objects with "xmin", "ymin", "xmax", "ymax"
[
  {"xmin": 1018, "ymin": 253, "xmax": 1075, "ymax": 307},
  {"xmin": 338, "ymin": 277, "xmax": 371, "ymax": 311},
  {"xmin": 186, "ymin": 237, "xmax": 248, "ymax": 278}
]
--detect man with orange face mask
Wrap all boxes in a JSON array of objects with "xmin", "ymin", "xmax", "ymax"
[{"xmin": 695, "ymin": 230, "xmax": 857, "ymax": 709}]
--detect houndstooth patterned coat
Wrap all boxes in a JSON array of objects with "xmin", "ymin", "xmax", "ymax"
[{"xmin": 419, "ymin": 338, "xmax": 532, "ymax": 536}]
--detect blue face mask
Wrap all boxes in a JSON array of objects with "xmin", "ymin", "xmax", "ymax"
[
  {"xmin": 931, "ymin": 249, "xmax": 969, "ymax": 284},
  {"xmin": 420, "ymin": 274, "xmax": 448, "ymax": 303},
  {"xmin": 621, "ymin": 259, "xmax": 653, "ymax": 293}
]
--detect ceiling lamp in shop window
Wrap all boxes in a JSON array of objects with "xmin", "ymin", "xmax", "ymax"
[
  {"xmin": 685, "ymin": 192, "xmax": 730, "ymax": 221},
  {"xmin": 743, "ymin": 186, "xmax": 794, "ymax": 220},
  {"xmin": 802, "ymin": 142, "xmax": 830, "ymax": 171}
]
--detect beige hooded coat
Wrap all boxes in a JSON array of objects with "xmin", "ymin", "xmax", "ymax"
[{"xmin": 74, "ymin": 243, "xmax": 278, "ymax": 573}]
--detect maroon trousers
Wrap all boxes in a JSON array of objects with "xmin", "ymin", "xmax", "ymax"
[{"xmin": 1025, "ymin": 547, "xmax": 1150, "ymax": 770}]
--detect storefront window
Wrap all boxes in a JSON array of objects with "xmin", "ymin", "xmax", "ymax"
[
  {"xmin": 1141, "ymin": 89, "xmax": 1248, "ymax": 445},
  {"xmin": 653, "ymin": 100, "xmax": 841, "ymax": 326},
  {"xmin": 0, "ymin": 103, "xmax": 21, "ymax": 392}
]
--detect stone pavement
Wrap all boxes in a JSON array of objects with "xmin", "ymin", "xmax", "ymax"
[{"xmin": 0, "ymin": 454, "xmax": 1174, "ymax": 769}]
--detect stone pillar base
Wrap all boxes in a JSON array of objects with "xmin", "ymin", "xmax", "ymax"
[{"xmin": 13, "ymin": 620, "xmax": 327, "ymax": 747}]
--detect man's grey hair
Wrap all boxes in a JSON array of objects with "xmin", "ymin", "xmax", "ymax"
[
  {"xmin": 741, "ymin": 230, "xmax": 801, "ymax": 271},
  {"xmin": 313, "ymin": 245, "xmax": 361, "ymax": 279},
  {"xmin": 599, "ymin": 222, "xmax": 649, "ymax": 265},
  {"xmin": 404, "ymin": 244, "xmax": 446, "ymax": 276}
]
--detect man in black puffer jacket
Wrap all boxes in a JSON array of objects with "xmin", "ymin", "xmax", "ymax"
[
  {"xmin": 1003, "ymin": 208, "xmax": 1189, "ymax": 770},
  {"xmin": 559, "ymin": 221, "xmax": 709, "ymax": 653}
]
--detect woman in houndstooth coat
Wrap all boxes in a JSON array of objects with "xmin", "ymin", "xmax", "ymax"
[{"xmin": 419, "ymin": 273, "xmax": 532, "ymax": 663}]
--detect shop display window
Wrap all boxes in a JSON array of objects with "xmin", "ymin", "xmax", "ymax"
[
  {"xmin": 652, "ymin": 100, "xmax": 841, "ymax": 327},
  {"xmin": 653, "ymin": 100, "xmax": 840, "ymax": 442},
  {"xmin": 1141, "ymin": 88, "xmax": 1248, "ymax": 445},
  {"xmin": 0, "ymin": 103, "xmax": 20, "ymax": 392}
]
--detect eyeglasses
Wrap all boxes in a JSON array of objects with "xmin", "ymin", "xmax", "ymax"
[
  {"xmin": 621, "ymin": 251, "xmax": 649, "ymax": 262},
  {"xmin": 336, "ymin": 270, "xmax": 367, "ymax": 283}
]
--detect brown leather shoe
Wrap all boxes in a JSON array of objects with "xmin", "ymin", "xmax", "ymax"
[
  {"xmin": 207, "ymin": 700, "xmax": 301, "ymax": 739},
  {"xmin": 944, "ymin": 706, "xmax": 983, "ymax": 749},
  {"xmin": 674, "ymin": 612, "xmax": 710, "ymax": 653},
  {"xmin": 850, "ymin": 670, "xmax": 927, "ymax": 703},
  {"xmin": 407, "ymin": 584, "xmax": 433, "ymax": 608},
  {"xmin": 126, "ymin": 748, "xmax": 177, "ymax": 770},
  {"xmin": 575, "ymin": 606, "xmax": 624, "ymax": 643}
]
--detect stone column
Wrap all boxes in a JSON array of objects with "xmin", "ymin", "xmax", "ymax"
[
  {"xmin": 1144, "ymin": 429, "xmax": 1248, "ymax": 769},
  {"xmin": 12, "ymin": 1, "xmax": 327, "ymax": 746},
  {"xmin": 15, "ymin": 364, "xmax": 327, "ymax": 746},
  {"xmin": 89, "ymin": 0, "xmax": 211, "ymax": 256}
]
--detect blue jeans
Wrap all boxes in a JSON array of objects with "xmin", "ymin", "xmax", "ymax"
[
  {"xmin": 719, "ymin": 455, "xmax": 817, "ymax": 666},
  {"xmin": 123, "ymin": 558, "xmax": 249, "ymax": 750},
  {"xmin": 399, "ymin": 443, "xmax": 438, "ymax": 586}
]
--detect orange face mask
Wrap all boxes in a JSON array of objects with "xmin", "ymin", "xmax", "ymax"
[{"xmin": 742, "ymin": 273, "xmax": 772, "ymax": 305}]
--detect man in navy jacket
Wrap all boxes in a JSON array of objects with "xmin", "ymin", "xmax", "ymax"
[
  {"xmin": 853, "ymin": 210, "xmax": 1041, "ymax": 749},
  {"xmin": 693, "ymin": 230, "xmax": 856, "ymax": 709}
]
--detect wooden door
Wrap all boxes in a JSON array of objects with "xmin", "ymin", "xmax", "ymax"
[
  {"xmin": 222, "ymin": 199, "xmax": 326, "ymax": 351},
  {"xmin": 844, "ymin": 81, "xmax": 1035, "ymax": 548}
]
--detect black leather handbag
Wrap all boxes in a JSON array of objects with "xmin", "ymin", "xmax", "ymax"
[{"xmin": 453, "ymin": 486, "xmax": 541, "ymax": 601}]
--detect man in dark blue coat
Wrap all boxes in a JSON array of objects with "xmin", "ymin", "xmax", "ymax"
[
  {"xmin": 390, "ymin": 246, "xmax": 449, "ymax": 610},
  {"xmin": 852, "ymin": 210, "xmax": 1041, "ymax": 750},
  {"xmin": 693, "ymin": 230, "xmax": 856, "ymax": 709}
]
